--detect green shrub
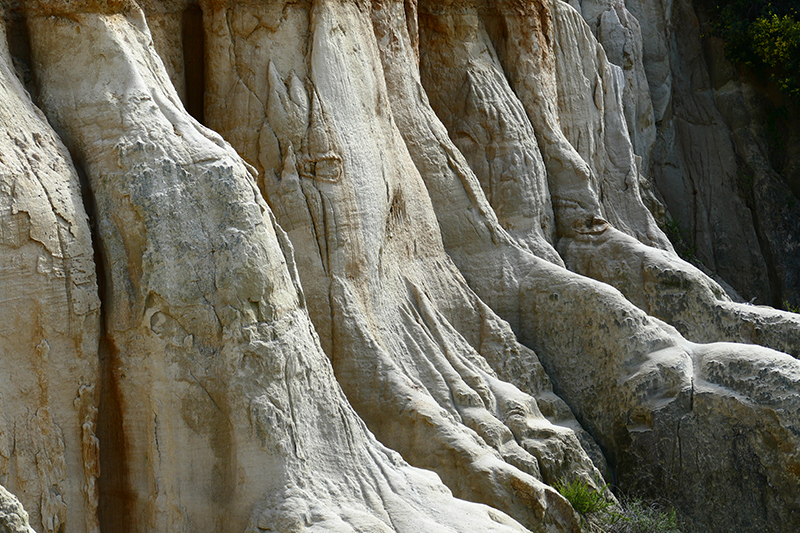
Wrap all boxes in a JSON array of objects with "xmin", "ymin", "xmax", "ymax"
[
  {"xmin": 555, "ymin": 478, "xmax": 683, "ymax": 533},
  {"xmin": 555, "ymin": 478, "xmax": 614, "ymax": 517},
  {"xmin": 705, "ymin": 1, "xmax": 800, "ymax": 101},
  {"xmin": 751, "ymin": 13, "xmax": 800, "ymax": 97}
]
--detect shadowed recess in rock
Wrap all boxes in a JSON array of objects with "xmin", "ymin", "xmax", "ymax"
[{"xmin": 182, "ymin": 3, "xmax": 204, "ymax": 124}]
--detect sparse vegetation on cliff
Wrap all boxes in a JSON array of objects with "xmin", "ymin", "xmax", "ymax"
[
  {"xmin": 556, "ymin": 478, "xmax": 614, "ymax": 518},
  {"xmin": 606, "ymin": 498, "xmax": 682, "ymax": 533},
  {"xmin": 706, "ymin": 0, "xmax": 800, "ymax": 100},
  {"xmin": 556, "ymin": 479, "xmax": 683, "ymax": 533},
  {"xmin": 662, "ymin": 215, "xmax": 699, "ymax": 266}
]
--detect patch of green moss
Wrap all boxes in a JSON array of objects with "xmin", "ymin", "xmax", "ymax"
[{"xmin": 661, "ymin": 216, "xmax": 699, "ymax": 266}]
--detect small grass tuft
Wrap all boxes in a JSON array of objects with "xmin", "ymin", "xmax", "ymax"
[
  {"xmin": 555, "ymin": 478, "xmax": 614, "ymax": 516},
  {"xmin": 555, "ymin": 478, "xmax": 683, "ymax": 533},
  {"xmin": 606, "ymin": 497, "xmax": 682, "ymax": 533}
]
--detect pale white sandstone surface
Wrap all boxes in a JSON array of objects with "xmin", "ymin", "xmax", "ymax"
[
  {"xmin": 559, "ymin": 0, "xmax": 800, "ymax": 353},
  {"xmin": 578, "ymin": 0, "xmax": 656, "ymax": 181},
  {"xmin": 414, "ymin": 1, "xmax": 800, "ymax": 531},
  {"xmin": 421, "ymin": 0, "xmax": 800, "ymax": 357},
  {"xmin": 0, "ymin": 14, "xmax": 100, "ymax": 533},
  {"xmin": 204, "ymin": 1, "xmax": 596, "ymax": 530},
  {"xmin": 415, "ymin": 1, "xmax": 561, "ymax": 267},
  {"xmin": 551, "ymin": 0, "xmax": 667, "ymax": 249},
  {"xmin": 23, "ymin": 3, "xmax": 536, "ymax": 533}
]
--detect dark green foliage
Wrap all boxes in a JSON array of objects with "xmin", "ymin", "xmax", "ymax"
[
  {"xmin": 555, "ymin": 478, "xmax": 614, "ymax": 517},
  {"xmin": 706, "ymin": 1, "xmax": 800, "ymax": 100},
  {"xmin": 555, "ymin": 478, "xmax": 683, "ymax": 533}
]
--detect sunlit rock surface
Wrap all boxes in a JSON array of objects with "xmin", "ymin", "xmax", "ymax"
[
  {"xmin": 0, "ymin": 1, "xmax": 799, "ymax": 532},
  {"xmin": 0, "ymin": 13, "xmax": 100, "ymax": 533},
  {"xmin": 0, "ymin": 485, "xmax": 37, "ymax": 533}
]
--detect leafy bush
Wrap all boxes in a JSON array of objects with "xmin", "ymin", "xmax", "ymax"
[{"xmin": 706, "ymin": 1, "xmax": 800, "ymax": 100}]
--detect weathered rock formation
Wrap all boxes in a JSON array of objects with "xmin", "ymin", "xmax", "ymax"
[
  {"xmin": 15, "ymin": 3, "xmax": 543, "ymax": 533},
  {"xmin": 620, "ymin": 0, "xmax": 800, "ymax": 310},
  {"xmin": 0, "ymin": 14, "xmax": 100, "ymax": 533},
  {"xmin": 1, "ymin": 1, "xmax": 799, "ymax": 533},
  {"xmin": 0, "ymin": 485, "xmax": 37, "ymax": 533},
  {"xmin": 203, "ymin": 2, "xmax": 596, "ymax": 529}
]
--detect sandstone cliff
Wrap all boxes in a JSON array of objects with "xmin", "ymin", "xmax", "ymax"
[{"xmin": 0, "ymin": 1, "xmax": 798, "ymax": 533}]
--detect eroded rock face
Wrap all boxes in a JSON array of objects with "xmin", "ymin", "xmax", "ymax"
[
  {"xmin": 416, "ymin": 1, "xmax": 800, "ymax": 531},
  {"xmin": 1, "ymin": 1, "xmax": 800, "ymax": 533},
  {"xmin": 203, "ymin": 1, "xmax": 599, "ymax": 530},
  {"xmin": 17, "ymin": 3, "xmax": 543, "ymax": 533},
  {"xmin": 618, "ymin": 0, "xmax": 800, "ymax": 310},
  {"xmin": 0, "ymin": 485, "xmax": 37, "ymax": 533},
  {"xmin": 0, "ymin": 14, "xmax": 100, "ymax": 533},
  {"xmin": 417, "ymin": 0, "xmax": 800, "ymax": 357}
]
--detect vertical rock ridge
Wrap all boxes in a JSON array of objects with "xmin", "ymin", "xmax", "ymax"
[
  {"xmin": 426, "ymin": 0, "xmax": 800, "ymax": 356},
  {"xmin": 15, "ymin": 2, "xmax": 539, "ymax": 532},
  {"xmin": 410, "ymin": 2, "xmax": 800, "ymax": 531},
  {"xmin": 205, "ymin": 1, "xmax": 602, "ymax": 530},
  {"xmin": 623, "ymin": 0, "xmax": 784, "ymax": 307},
  {"xmin": 0, "ymin": 10, "xmax": 100, "ymax": 533}
]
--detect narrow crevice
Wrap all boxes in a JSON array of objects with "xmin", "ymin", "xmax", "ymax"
[
  {"xmin": 96, "ymin": 330, "xmax": 134, "ymax": 533},
  {"xmin": 182, "ymin": 4, "xmax": 206, "ymax": 125},
  {"xmin": 4, "ymin": 11, "xmax": 38, "ymax": 102},
  {"xmin": 745, "ymin": 170, "xmax": 783, "ymax": 307},
  {"xmin": 73, "ymin": 156, "xmax": 134, "ymax": 533},
  {"xmin": 7, "ymin": 11, "xmax": 134, "ymax": 526}
]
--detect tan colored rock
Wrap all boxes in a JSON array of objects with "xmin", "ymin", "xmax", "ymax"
[
  {"xmin": 135, "ymin": 0, "xmax": 191, "ymax": 105},
  {"xmin": 0, "ymin": 14, "xmax": 100, "ymax": 533},
  {"xmin": 517, "ymin": 263, "xmax": 800, "ymax": 533},
  {"xmin": 572, "ymin": 0, "xmax": 660, "ymax": 220},
  {"xmin": 556, "ymin": 1, "xmax": 800, "ymax": 354},
  {"xmin": 578, "ymin": 1, "xmax": 654, "ymax": 161},
  {"xmin": 0, "ymin": 485, "xmax": 37, "ymax": 533},
  {"xmin": 0, "ymin": 1, "xmax": 799, "ymax": 532},
  {"xmin": 412, "ymin": 1, "xmax": 800, "ymax": 531},
  {"xmin": 377, "ymin": 0, "xmax": 608, "ymax": 472},
  {"xmin": 559, "ymin": 227, "xmax": 800, "ymax": 356},
  {"xmin": 203, "ymin": 1, "xmax": 603, "ymax": 530},
  {"xmin": 419, "ymin": 0, "xmax": 800, "ymax": 356},
  {"xmin": 415, "ymin": 1, "xmax": 560, "ymax": 266},
  {"xmin": 550, "ymin": 0, "xmax": 666, "ymax": 249},
  {"xmin": 25, "ymin": 3, "xmax": 537, "ymax": 532}
]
